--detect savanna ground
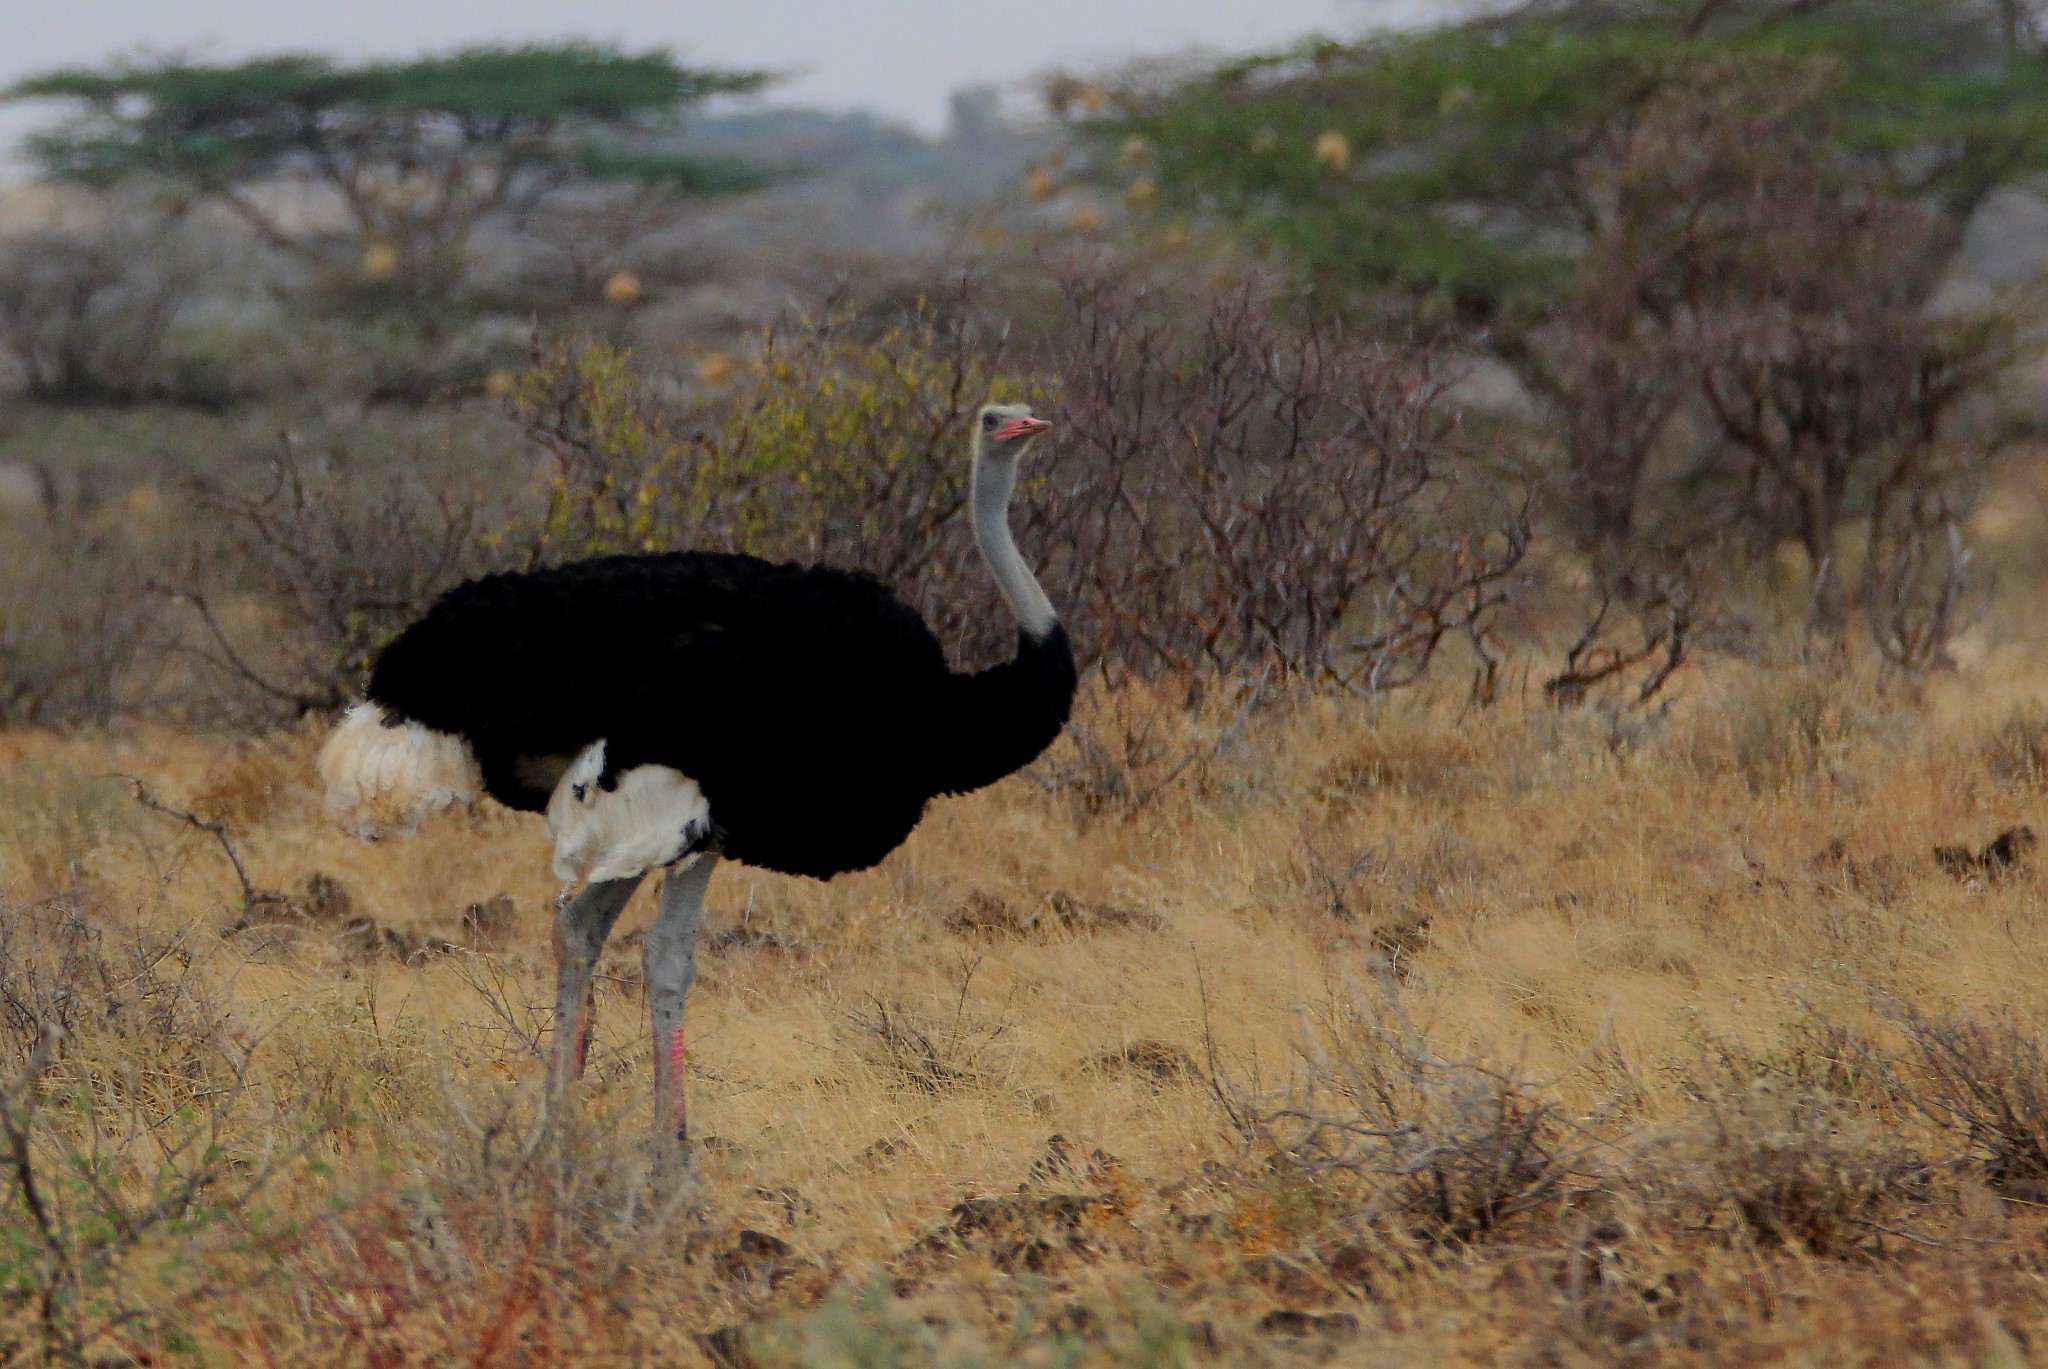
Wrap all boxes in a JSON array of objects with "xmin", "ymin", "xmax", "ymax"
[{"xmin": 6, "ymin": 481, "xmax": 2048, "ymax": 1368}]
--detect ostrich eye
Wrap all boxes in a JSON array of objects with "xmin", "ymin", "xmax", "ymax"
[{"xmin": 983, "ymin": 413, "xmax": 999, "ymax": 430}]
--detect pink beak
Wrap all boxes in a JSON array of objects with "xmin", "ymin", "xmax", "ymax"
[{"xmin": 992, "ymin": 416, "xmax": 1051, "ymax": 440}]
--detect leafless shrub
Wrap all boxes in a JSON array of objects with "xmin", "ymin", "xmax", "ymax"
[
  {"xmin": 247, "ymin": 1079, "xmax": 739, "ymax": 1362},
  {"xmin": 844, "ymin": 996, "xmax": 1011, "ymax": 1096},
  {"xmin": 1543, "ymin": 57, "xmax": 2023, "ymax": 662},
  {"xmin": 1038, "ymin": 259, "xmax": 1531, "ymax": 687},
  {"xmin": 0, "ymin": 513, "xmax": 160, "ymax": 727},
  {"xmin": 115, "ymin": 774, "xmax": 264, "ymax": 914},
  {"xmin": 1540, "ymin": 224, "xmax": 1688, "ymax": 569},
  {"xmin": 1292, "ymin": 833, "xmax": 1376, "ymax": 921},
  {"xmin": 162, "ymin": 433, "xmax": 512, "ymax": 721},
  {"xmin": 842, "ymin": 959, "xmax": 1014, "ymax": 1095},
  {"xmin": 0, "ymin": 201, "xmax": 272, "ymax": 409},
  {"xmin": 0, "ymin": 898, "xmax": 330, "ymax": 1361},
  {"xmin": 1886, "ymin": 1003, "xmax": 2048, "ymax": 1192},
  {"xmin": 1217, "ymin": 995, "xmax": 1605, "ymax": 1250},
  {"xmin": 1639, "ymin": 1071, "xmax": 1930, "ymax": 1257},
  {"xmin": 0, "ymin": 214, "xmax": 187, "ymax": 405}
]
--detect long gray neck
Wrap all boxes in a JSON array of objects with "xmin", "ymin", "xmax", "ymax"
[{"xmin": 970, "ymin": 443, "xmax": 1056, "ymax": 640}]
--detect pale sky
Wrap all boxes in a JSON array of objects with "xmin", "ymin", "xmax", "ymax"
[{"xmin": 0, "ymin": 0, "xmax": 1448, "ymax": 153}]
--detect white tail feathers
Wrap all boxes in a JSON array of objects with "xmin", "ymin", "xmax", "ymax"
[
  {"xmin": 319, "ymin": 703, "xmax": 483, "ymax": 839},
  {"xmin": 546, "ymin": 741, "xmax": 711, "ymax": 884}
]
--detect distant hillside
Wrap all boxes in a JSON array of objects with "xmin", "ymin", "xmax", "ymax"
[{"xmin": 673, "ymin": 87, "xmax": 1051, "ymax": 254}]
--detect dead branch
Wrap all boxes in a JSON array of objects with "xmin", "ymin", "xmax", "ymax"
[{"xmin": 113, "ymin": 774, "xmax": 258, "ymax": 909}]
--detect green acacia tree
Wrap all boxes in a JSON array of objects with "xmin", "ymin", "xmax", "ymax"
[
  {"xmin": 1080, "ymin": 0, "xmax": 2048, "ymax": 330},
  {"xmin": 4, "ymin": 45, "xmax": 773, "ymax": 308}
]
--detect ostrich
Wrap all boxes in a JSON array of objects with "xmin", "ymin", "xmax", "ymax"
[{"xmin": 318, "ymin": 404, "xmax": 1073, "ymax": 1148}]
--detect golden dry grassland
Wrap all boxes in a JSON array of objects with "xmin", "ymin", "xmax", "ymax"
[{"xmin": 13, "ymin": 565, "xmax": 2048, "ymax": 1365}]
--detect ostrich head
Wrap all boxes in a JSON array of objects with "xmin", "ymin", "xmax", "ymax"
[{"xmin": 973, "ymin": 403, "xmax": 1051, "ymax": 462}]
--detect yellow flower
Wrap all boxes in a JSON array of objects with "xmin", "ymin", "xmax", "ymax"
[
  {"xmin": 123, "ymin": 483, "xmax": 164, "ymax": 519},
  {"xmin": 603, "ymin": 270, "xmax": 643, "ymax": 305},
  {"xmin": 696, "ymin": 354, "xmax": 739, "ymax": 386},
  {"xmin": 1118, "ymin": 136, "xmax": 1151, "ymax": 167},
  {"xmin": 361, "ymin": 241, "xmax": 398, "ymax": 279},
  {"xmin": 1122, "ymin": 178, "xmax": 1157, "ymax": 210},
  {"xmin": 1077, "ymin": 85, "xmax": 1109, "ymax": 115},
  {"xmin": 1025, "ymin": 166, "xmax": 1059, "ymax": 199},
  {"xmin": 483, "ymin": 368, "xmax": 517, "ymax": 398},
  {"xmin": 1068, "ymin": 205, "xmax": 1104, "ymax": 232},
  {"xmin": 1162, "ymin": 220, "xmax": 1192, "ymax": 248},
  {"xmin": 1314, "ymin": 130, "xmax": 1351, "ymax": 171}
]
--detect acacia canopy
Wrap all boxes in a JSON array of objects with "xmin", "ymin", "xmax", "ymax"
[
  {"xmin": 1080, "ymin": 0, "xmax": 2048, "ymax": 327},
  {"xmin": 5, "ymin": 45, "xmax": 774, "ymax": 276}
]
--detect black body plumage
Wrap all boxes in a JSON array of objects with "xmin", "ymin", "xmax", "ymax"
[{"xmin": 365, "ymin": 551, "xmax": 1077, "ymax": 879}]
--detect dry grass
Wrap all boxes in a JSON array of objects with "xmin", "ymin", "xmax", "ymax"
[{"xmin": 10, "ymin": 647, "xmax": 2048, "ymax": 1363}]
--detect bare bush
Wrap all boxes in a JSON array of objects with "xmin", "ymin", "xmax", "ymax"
[
  {"xmin": 1543, "ymin": 56, "xmax": 2022, "ymax": 661},
  {"xmin": 0, "ymin": 218, "xmax": 182, "ymax": 404},
  {"xmin": 842, "ymin": 959, "xmax": 1015, "ymax": 1095},
  {"xmin": 0, "ymin": 899, "xmax": 329, "ymax": 1361},
  {"xmin": 1638, "ymin": 1072, "xmax": 1929, "ymax": 1257},
  {"xmin": 1688, "ymin": 188, "xmax": 1987, "ymax": 634},
  {"xmin": 1218, "ymin": 995, "xmax": 1605, "ymax": 1250},
  {"xmin": 1036, "ymin": 260, "xmax": 1530, "ymax": 685},
  {"xmin": 1887, "ymin": 1003, "xmax": 2048, "ymax": 1192},
  {"xmin": 0, "ymin": 205, "xmax": 257, "ymax": 409},
  {"xmin": 1541, "ymin": 224, "xmax": 1689, "ymax": 569},
  {"xmin": 0, "ymin": 514, "xmax": 160, "ymax": 727},
  {"xmin": 163, "ymin": 434, "xmax": 513, "ymax": 722}
]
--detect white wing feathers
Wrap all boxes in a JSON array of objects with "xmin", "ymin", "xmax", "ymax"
[
  {"xmin": 319, "ymin": 703, "xmax": 483, "ymax": 839},
  {"xmin": 546, "ymin": 741, "xmax": 712, "ymax": 884}
]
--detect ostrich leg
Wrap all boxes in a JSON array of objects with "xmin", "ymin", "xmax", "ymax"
[
  {"xmin": 549, "ymin": 875, "xmax": 645, "ymax": 1105},
  {"xmin": 646, "ymin": 853, "xmax": 717, "ymax": 1150}
]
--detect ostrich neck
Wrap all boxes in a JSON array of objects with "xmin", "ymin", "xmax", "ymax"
[{"xmin": 971, "ymin": 449, "xmax": 1057, "ymax": 640}]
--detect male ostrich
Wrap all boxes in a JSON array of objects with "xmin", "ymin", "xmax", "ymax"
[{"xmin": 319, "ymin": 405, "xmax": 1073, "ymax": 1148}]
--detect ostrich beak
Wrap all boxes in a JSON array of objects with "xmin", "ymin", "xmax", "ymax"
[{"xmin": 993, "ymin": 416, "xmax": 1051, "ymax": 441}]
